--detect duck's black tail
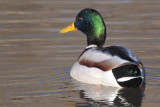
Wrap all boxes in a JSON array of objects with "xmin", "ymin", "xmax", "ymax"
[{"xmin": 112, "ymin": 64, "xmax": 143, "ymax": 88}]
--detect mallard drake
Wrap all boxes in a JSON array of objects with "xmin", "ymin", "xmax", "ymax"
[{"xmin": 60, "ymin": 8, "xmax": 145, "ymax": 88}]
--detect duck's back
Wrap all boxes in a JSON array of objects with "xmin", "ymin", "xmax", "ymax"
[{"xmin": 71, "ymin": 45, "xmax": 145, "ymax": 87}]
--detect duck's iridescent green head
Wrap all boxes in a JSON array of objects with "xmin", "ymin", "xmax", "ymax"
[{"xmin": 60, "ymin": 8, "xmax": 106, "ymax": 47}]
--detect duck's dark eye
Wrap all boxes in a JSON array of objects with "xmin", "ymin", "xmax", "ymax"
[{"xmin": 78, "ymin": 17, "xmax": 83, "ymax": 21}]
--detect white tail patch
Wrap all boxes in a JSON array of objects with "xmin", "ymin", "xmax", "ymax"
[{"xmin": 117, "ymin": 76, "xmax": 142, "ymax": 82}]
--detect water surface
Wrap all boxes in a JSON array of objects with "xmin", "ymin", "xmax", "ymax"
[{"xmin": 0, "ymin": 0, "xmax": 160, "ymax": 107}]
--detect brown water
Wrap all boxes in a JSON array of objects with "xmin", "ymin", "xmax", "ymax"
[{"xmin": 0, "ymin": 0, "xmax": 160, "ymax": 107}]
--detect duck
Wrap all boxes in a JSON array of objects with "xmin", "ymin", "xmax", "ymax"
[{"xmin": 60, "ymin": 8, "xmax": 145, "ymax": 88}]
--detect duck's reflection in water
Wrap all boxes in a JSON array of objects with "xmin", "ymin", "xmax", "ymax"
[{"xmin": 73, "ymin": 80, "xmax": 145, "ymax": 107}]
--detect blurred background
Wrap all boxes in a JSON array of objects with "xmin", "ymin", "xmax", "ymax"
[{"xmin": 0, "ymin": 0, "xmax": 160, "ymax": 107}]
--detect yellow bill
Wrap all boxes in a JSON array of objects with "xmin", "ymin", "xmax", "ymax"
[{"xmin": 60, "ymin": 22, "xmax": 77, "ymax": 33}]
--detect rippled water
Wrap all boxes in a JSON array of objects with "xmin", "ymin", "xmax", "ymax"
[{"xmin": 0, "ymin": 0, "xmax": 160, "ymax": 107}]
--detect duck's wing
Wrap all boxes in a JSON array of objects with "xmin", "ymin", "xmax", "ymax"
[
  {"xmin": 78, "ymin": 46, "xmax": 142, "ymax": 72},
  {"xmin": 100, "ymin": 45, "xmax": 142, "ymax": 66}
]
